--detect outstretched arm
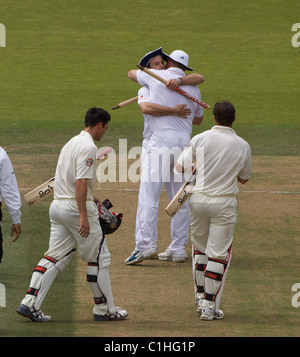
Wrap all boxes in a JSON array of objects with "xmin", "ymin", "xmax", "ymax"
[
  {"xmin": 139, "ymin": 102, "xmax": 191, "ymax": 118},
  {"xmin": 166, "ymin": 73, "xmax": 205, "ymax": 90},
  {"xmin": 128, "ymin": 70, "xmax": 138, "ymax": 82}
]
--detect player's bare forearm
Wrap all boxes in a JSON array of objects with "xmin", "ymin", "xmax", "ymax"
[
  {"xmin": 192, "ymin": 115, "xmax": 203, "ymax": 125},
  {"xmin": 183, "ymin": 73, "xmax": 205, "ymax": 85},
  {"xmin": 75, "ymin": 179, "xmax": 90, "ymax": 238},
  {"xmin": 139, "ymin": 102, "xmax": 191, "ymax": 118},
  {"xmin": 175, "ymin": 163, "xmax": 185, "ymax": 173},
  {"xmin": 166, "ymin": 73, "xmax": 205, "ymax": 91},
  {"xmin": 128, "ymin": 70, "xmax": 138, "ymax": 82}
]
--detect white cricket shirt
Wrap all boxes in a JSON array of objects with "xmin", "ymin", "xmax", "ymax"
[
  {"xmin": 137, "ymin": 67, "xmax": 203, "ymax": 135},
  {"xmin": 138, "ymin": 86, "xmax": 152, "ymax": 140},
  {"xmin": 177, "ymin": 126, "xmax": 251, "ymax": 196},
  {"xmin": 0, "ymin": 147, "xmax": 21, "ymax": 224},
  {"xmin": 54, "ymin": 131, "xmax": 97, "ymax": 201}
]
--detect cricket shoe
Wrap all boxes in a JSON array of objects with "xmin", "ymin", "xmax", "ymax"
[
  {"xmin": 158, "ymin": 247, "xmax": 187, "ymax": 263},
  {"xmin": 200, "ymin": 307, "xmax": 224, "ymax": 321},
  {"xmin": 16, "ymin": 304, "xmax": 51, "ymax": 322},
  {"xmin": 124, "ymin": 248, "xmax": 157, "ymax": 265},
  {"xmin": 94, "ymin": 307, "xmax": 128, "ymax": 321},
  {"xmin": 196, "ymin": 298, "xmax": 204, "ymax": 313}
]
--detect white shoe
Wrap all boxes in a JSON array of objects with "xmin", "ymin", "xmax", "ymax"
[
  {"xmin": 158, "ymin": 247, "xmax": 187, "ymax": 263},
  {"xmin": 94, "ymin": 307, "xmax": 128, "ymax": 321},
  {"xmin": 17, "ymin": 304, "xmax": 51, "ymax": 322},
  {"xmin": 125, "ymin": 248, "xmax": 157, "ymax": 265},
  {"xmin": 200, "ymin": 307, "xmax": 224, "ymax": 321},
  {"xmin": 196, "ymin": 298, "xmax": 204, "ymax": 313}
]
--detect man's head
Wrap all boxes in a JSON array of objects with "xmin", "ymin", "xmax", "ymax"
[
  {"xmin": 164, "ymin": 50, "xmax": 194, "ymax": 71},
  {"xmin": 213, "ymin": 101, "xmax": 236, "ymax": 127},
  {"xmin": 85, "ymin": 107, "xmax": 111, "ymax": 141},
  {"xmin": 139, "ymin": 47, "xmax": 167, "ymax": 70},
  {"xmin": 148, "ymin": 55, "xmax": 165, "ymax": 69}
]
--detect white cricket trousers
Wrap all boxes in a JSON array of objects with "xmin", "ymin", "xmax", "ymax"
[
  {"xmin": 189, "ymin": 193, "xmax": 238, "ymax": 309},
  {"xmin": 135, "ymin": 131, "xmax": 190, "ymax": 255},
  {"xmin": 189, "ymin": 193, "xmax": 238, "ymax": 259},
  {"xmin": 47, "ymin": 199, "xmax": 102, "ymax": 262}
]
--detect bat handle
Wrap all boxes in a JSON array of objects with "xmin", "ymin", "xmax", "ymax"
[{"xmin": 137, "ymin": 65, "xmax": 167, "ymax": 84}]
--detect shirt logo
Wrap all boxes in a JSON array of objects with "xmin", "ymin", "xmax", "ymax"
[{"xmin": 85, "ymin": 158, "xmax": 94, "ymax": 167}]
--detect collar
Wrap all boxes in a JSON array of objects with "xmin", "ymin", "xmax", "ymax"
[
  {"xmin": 167, "ymin": 67, "xmax": 186, "ymax": 76},
  {"xmin": 211, "ymin": 125, "xmax": 236, "ymax": 135},
  {"xmin": 80, "ymin": 130, "xmax": 94, "ymax": 141}
]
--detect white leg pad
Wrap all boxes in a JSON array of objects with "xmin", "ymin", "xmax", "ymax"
[
  {"xmin": 21, "ymin": 249, "xmax": 75, "ymax": 310},
  {"xmin": 97, "ymin": 245, "xmax": 116, "ymax": 314},
  {"xmin": 193, "ymin": 248, "xmax": 208, "ymax": 303}
]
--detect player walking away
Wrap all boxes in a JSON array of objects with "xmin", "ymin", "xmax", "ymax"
[
  {"xmin": 126, "ymin": 49, "xmax": 204, "ymax": 265},
  {"xmin": 0, "ymin": 147, "xmax": 22, "ymax": 263},
  {"xmin": 175, "ymin": 101, "xmax": 251, "ymax": 320},
  {"xmin": 17, "ymin": 107, "xmax": 128, "ymax": 322}
]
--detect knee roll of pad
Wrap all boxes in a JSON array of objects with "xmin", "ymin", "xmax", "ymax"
[
  {"xmin": 98, "ymin": 251, "xmax": 111, "ymax": 269},
  {"xmin": 87, "ymin": 262, "xmax": 98, "ymax": 282}
]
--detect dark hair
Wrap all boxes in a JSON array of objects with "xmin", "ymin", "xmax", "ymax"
[
  {"xmin": 85, "ymin": 107, "xmax": 111, "ymax": 127},
  {"xmin": 213, "ymin": 101, "xmax": 236, "ymax": 126}
]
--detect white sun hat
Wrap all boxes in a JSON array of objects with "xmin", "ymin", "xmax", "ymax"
[{"xmin": 164, "ymin": 50, "xmax": 194, "ymax": 71}]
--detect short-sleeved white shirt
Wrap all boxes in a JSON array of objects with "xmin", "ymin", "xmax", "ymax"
[
  {"xmin": 138, "ymin": 86, "xmax": 152, "ymax": 140},
  {"xmin": 54, "ymin": 131, "xmax": 97, "ymax": 200},
  {"xmin": 137, "ymin": 67, "xmax": 203, "ymax": 136},
  {"xmin": 0, "ymin": 147, "xmax": 21, "ymax": 223},
  {"xmin": 177, "ymin": 126, "xmax": 251, "ymax": 196}
]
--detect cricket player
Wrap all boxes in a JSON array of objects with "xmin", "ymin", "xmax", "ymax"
[
  {"xmin": 175, "ymin": 101, "xmax": 251, "ymax": 320},
  {"xmin": 0, "ymin": 147, "xmax": 21, "ymax": 263},
  {"xmin": 125, "ymin": 47, "xmax": 204, "ymax": 265},
  {"xmin": 126, "ymin": 50, "xmax": 203, "ymax": 264},
  {"xmin": 17, "ymin": 107, "xmax": 128, "ymax": 322}
]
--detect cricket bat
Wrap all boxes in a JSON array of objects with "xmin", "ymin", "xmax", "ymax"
[
  {"xmin": 165, "ymin": 167, "xmax": 196, "ymax": 217},
  {"xmin": 24, "ymin": 147, "xmax": 112, "ymax": 206},
  {"xmin": 112, "ymin": 96, "xmax": 138, "ymax": 110},
  {"xmin": 24, "ymin": 177, "xmax": 55, "ymax": 206}
]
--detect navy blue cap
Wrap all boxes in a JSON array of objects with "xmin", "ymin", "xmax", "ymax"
[{"xmin": 138, "ymin": 47, "xmax": 168, "ymax": 68}]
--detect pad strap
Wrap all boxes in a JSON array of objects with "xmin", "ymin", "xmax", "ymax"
[
  {"xmin": 33, "ymin": 265, "xmax": 47, "ymax": 274},
  {"xmin": 27, "ymin": 287, "xmax": 39, "ymax": 296},
  {"xmin": 204, "ymin": 270, "xmax": 223, "ymax": 281},
  {"xmin": 94, "ymin": 297, "xmax": 107, "ymax": 304}
]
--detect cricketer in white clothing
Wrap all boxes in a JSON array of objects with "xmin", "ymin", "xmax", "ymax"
[
  {"xmin": 126, "ymin": 48, "xmax": 204, "ymax": 265},
  {"xmin": 17, "ymin": 108, "xmax": 128, "ymax": 322},
  {"xmin": 0, "ymin": 147, "xmax": 22, "ymax": 263},
  {"xmin": 127, "ymin": 50, "xmax": 203, "ymax": 264},
  {"xmin": 176, "ymin": 101, "xmax": 251, "ymax": 321}
]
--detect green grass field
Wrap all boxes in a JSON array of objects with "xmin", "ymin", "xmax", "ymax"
[{"xmin": 0, "ymin": 0, "xmax": 300, "ymax": 340}]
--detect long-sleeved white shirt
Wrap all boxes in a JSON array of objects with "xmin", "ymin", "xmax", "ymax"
[{"xmin": 0, "ymin": 147, "xmax": 21, "ymax": 224}]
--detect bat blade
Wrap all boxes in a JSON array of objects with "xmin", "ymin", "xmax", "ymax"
[
  {"xmin": 24, "ymin": 177, "xmax": 55, "ymax": 206},
  {"xmin": 25, "ymin": 148, "xmax": 112, "ymax": 206},
  {"xmin": 165, "ymin": 168, "xmax": 196, "ymax": 217}
]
